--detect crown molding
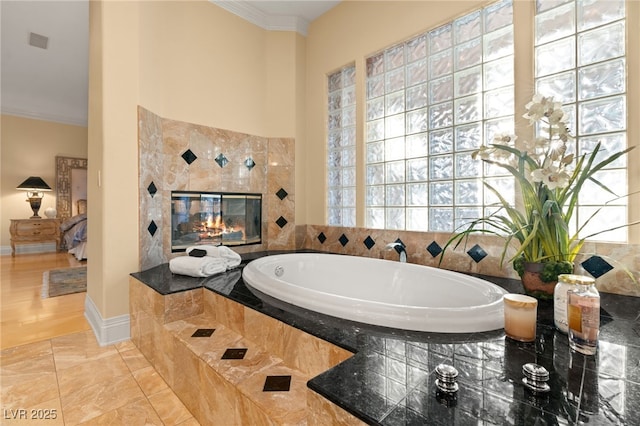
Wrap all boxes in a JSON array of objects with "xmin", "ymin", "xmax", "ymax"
[
  {"xmin": 1, "ymin": 105, "xmax": 87, "ymax": 127},
  {"xmin": 210, "ymin": 1, "xmax": 310, "ymax": 35}
]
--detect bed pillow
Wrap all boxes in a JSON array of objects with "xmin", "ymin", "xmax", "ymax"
[{"xmin": 60, "ymin": 213, "xmax": 87, "ymax": 232}]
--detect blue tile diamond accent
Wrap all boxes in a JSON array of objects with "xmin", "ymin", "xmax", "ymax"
[
  {"xmin": 147, "ymin": 181, "xmax": 157, "ymax": 197},
  {"xmin": 147, "ymin": 220, "xmax": 158, "ymax": 237},
  {"xmin": 581, "ymin": 255, "xmax": 614, "ymax": 279},
  {"xmin": 427, "ymin": 241, "xmax": 443, "ymax": 257},
  {"xmin": 317, "ymin": 232, "xmax": 327, "ymax": 244},
  {"xmin": 276, "ymin": 188, "xmax": 288, "ymax": 200},
  {"xmin": 276, "ymin": 216, "xmax": 288, "ymax": 228},
  {"xmin": 363, "ymin": 236, "xmax": 375, "ymax": 250},
  {"xmin": 215, "ymin": 153, "xmax": 229, "ymax": 168},
  {"xmin": 339, "ymin": 234, "xmax": 349, "ymax": 247},
  {"xmin": 181, "ymin": 149, "xmax": 197, "ymax": 165},
  {"xmin": 467, "ymin": 244, "xmax": 487, "ymax": 263}
]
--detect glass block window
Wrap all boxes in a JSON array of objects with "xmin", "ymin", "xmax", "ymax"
[
  {"xmin": 535, "ymin": 0, "xmax": 627, "ymax": 242},
  {"xmin": 365, "ymin": 0, "xmax": 514, "ymax": 232},
  {"xmin": 327, "ymin": 65, "xmax": 357, "ymax": 226}
]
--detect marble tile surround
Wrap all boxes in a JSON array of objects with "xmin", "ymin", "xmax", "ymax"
[
  {"xmin": 298, "ymin": 224, "xmax": 640, "ymax": 297},
  {"xmin": 129, "ymin": 277, "xmax": 355, "ymax": 425},
  {"xmin": 138, "ymin": 106, "xmax": 295, "ymax": 271}
]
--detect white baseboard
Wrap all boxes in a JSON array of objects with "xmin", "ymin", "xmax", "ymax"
[
  {"xmin": 85, "ymin": 295, "xmax": 131, "ymax": 347},
  {"xmin": 0, "ymin": 243, "xmax": 56, "ymax": 256}
]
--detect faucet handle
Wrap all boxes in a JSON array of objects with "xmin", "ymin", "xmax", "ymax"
[{"xmin": 386, "ymin": 241, "xmax": 406, "ymax": 253}]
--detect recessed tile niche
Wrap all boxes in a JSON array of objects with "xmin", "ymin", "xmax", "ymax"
[{"xmin": 138, "ymin": 106, "xmax": 295, "ymax": 270}]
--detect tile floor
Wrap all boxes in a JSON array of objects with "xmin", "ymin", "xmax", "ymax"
[{"xmin": 0, "ymin": 330, "xmax": 200, "ymax": 425}]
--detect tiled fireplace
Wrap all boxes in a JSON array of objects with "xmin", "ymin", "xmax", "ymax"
[{"xmin": 138, "ymin": 107, "xmax": 295, "ymax": 270}]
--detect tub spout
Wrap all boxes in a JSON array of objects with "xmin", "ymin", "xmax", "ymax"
[{"xmin": 385, "ymin": 242, "xmax": 407, "ymax": 263}]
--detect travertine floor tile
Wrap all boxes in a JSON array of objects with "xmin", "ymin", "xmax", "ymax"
[
  {"xmin": 176, "ymin": 417, "xmax": 201, "ymax": 426},
  {"xmin": 0, "ymin": 340, "xmax": 52, "ymax": 367},
  {"xmin": 56, "ymin": 352, "xmax": 131, "ymax": 396},
  {"xmin": 1, "ymin": 352, "xmax": 56, "ymax": 385},
  {"xmin": 76, "ymin": 397, "xmax": 164, "ymax": 425},
  {"xmin": 132, "ymin": 365, "xmax": 170, "ymax": 396},
  {"xmin": 60, "ymin": 375, "xmax": 146, "ymax": 425},
  {"xmin": 120, "ymin": 346, "xmax": 152, "ymax": 372},
  {"xmin": 114, "ymin": 339, "xmax": 137, "ymax": 352},
  {"xmin": 1, "ymin": 371, "xmax": 59, "ymax": 409},
  {"xmin": 147, "ymin": 387, "xmax": 193, "ymax": 425},
  {"xmin": 51, "ymin": 330, "xmax": 119, "ymax": 370}
]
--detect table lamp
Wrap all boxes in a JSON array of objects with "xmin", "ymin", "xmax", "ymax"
[{"xmin": 16, "ymin": 176, "xmax": 52, "ymax": 218}]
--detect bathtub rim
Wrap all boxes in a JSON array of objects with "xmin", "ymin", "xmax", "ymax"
[{"xmin": 242, "ymin": 252, "xmax": 507, "ymax": 333}]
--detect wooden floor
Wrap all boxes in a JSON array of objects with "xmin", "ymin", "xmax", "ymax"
[{"xmin": 0, "ymin": 251, "xmax": 90, "ymax": 350}]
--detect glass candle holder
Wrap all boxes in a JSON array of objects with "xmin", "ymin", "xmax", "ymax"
[{"xmin": 503, "ymin": 294, "xmax": 538, "ymax": 342}]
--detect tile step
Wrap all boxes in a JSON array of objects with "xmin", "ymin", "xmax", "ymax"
[{"xmin": 162, "ymin": 314, "xmax": 311, "ymax": 425}]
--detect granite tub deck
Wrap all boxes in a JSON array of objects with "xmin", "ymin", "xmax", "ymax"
[{"xmin": 131, "ymin": 251, "xmax": 640, "ymax": 425}]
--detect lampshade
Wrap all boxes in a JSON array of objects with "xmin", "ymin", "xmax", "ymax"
[{"xmin": 16, "ymin": 176, "xmax": 52, "ymax": 192}]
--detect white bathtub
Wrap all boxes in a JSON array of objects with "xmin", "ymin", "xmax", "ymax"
[{"xmin": 242, "ymin": 253, "xmax": 507, "ymax": 333}]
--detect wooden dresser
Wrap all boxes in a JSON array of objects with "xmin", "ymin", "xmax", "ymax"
[{"xmin": 10, "ymin": 218, "xmax": 61, "ymax": 256}]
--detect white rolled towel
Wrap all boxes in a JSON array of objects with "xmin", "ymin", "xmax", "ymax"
[
  {"xmin": 186, "ymin": 245, "xmax": 241, "ymax": 269},
  {"xmin": 169, "ymin": 256, "xmax": 226, "ymax": 277}
]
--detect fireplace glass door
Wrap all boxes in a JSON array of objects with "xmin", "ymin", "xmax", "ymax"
[{"xmin": 171, "ymin": 191, "xmax": 261, "ymax": 251}]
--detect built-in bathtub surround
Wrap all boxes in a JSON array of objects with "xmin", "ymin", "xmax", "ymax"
[
  {"xmin": 299, "ymin": 224, "xmax": 640, "ymax": 298},
  {"xmin": 130, "ymin": 252, "xmax": 640, "ymax": 425},
  {"xmin": 129, "ymin": 260, "xmax": 355, "ymax": 425},
  {"xmin": 138, "ymin": 106, "xmax": 295, "ymax": 270}
]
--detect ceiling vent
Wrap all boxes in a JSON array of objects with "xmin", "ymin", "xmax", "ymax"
[{"xmin": 29, "ymin": 32, "xmax": 49, "ymax": 50}]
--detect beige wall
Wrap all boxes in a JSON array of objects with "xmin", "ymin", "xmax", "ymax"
[
  {"xmin": 304, "ymin": 0, "xmax": 640, "ymax": 243},
  {"xmin": 0, "ymin": 115, "xmax": 88, "ymax": 248}
]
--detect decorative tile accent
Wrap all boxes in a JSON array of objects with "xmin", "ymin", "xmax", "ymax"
[
  {"xmin": 263, "ymin": 375, "xmax": 291, "ymax": 392},
  {"xmin": 467, "ymin": 244, "xmax": 487, "ymax": 263},
  {"xmin": 339, "ymin": 234, "xmax": 349, "ymax": 247},
  {"xmin": 427, "ymin": 241, "xmax": 443, "ymax": 257},
  {"xmin": 276, "ymin": 216, "xmax": 288, "ymax": 228},
  {"xmin": 276, "ymin": 188, "xmax": 288, "ymax": 200},
  {"xmin": 363, "ymin": 236, "xmax": 375, "ymax": 250},
  {"xmin": 147, "ymin": 181, "xmax": 157, "ymax": 198},
  {"xmin": 191, "ymin": 328, "xmax": 215, "ymax": 338},
  {"xmin": 181, "ymin": 149, "xmax": 197, "ymax": 165},
  {"xmin": 244, "ymin": 157, "xmax": 255, "ymax": 170},
  {"xmin": 221, "ymin": 348, "xmax": 248, "ymax": 360},
  {"xmin": 581, "ymin": 255, "xmax": 614, "ymax": 279},
  {"xmin": 147, "ymin": 220, "xmax": 158, "ymax": 237},
  {"xmin": 215, "ymin": 153, "xmax": 229, "ymax": 168},
  {"xmin": 317, "ymin": 232, "xmax": 327, "ymax": 244}
]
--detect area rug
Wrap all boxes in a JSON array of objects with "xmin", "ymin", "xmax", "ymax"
[{"xmin": 42, "ymin": 266, "xmax": 87, "ymax": 298}]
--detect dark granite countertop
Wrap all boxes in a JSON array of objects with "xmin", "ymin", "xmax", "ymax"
[{"xmin": 131, "ymin": 251, "xmax": 640, "ymax": 425}]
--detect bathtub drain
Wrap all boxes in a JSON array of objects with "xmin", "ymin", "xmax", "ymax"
[{"xmin": 274, "ymin": 265, "xmax": 284, "ymax": 277}]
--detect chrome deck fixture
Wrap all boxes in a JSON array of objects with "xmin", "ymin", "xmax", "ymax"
[
  {"xmin": 385, "ymin": 242, "xmax": 407, "ymax": 263},
  {"xmin": 435, "ymin": 363, "xmax": 459, "ymax": 393},
  {"xmin": 522, "ymin": 363, "xmax": 550, "ymax": 393}
]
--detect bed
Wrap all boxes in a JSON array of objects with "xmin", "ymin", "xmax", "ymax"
[{"xmin": 60, "ymin": 199, "xmax": 87, "ymax": 260}]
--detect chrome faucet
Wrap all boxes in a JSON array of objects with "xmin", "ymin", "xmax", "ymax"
[{"xmin": 385, "ymin": 242, "xmax": 407, "ymax": 263}]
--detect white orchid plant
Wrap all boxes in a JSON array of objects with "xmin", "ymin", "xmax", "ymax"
[{"xmin": 442, "ymin": 94, "xmax": 635, "ymax": 282}]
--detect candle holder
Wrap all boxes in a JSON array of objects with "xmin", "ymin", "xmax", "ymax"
[{"xmin": 503, "ymin": 294, "xmax": 538, "ymax": 342}]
